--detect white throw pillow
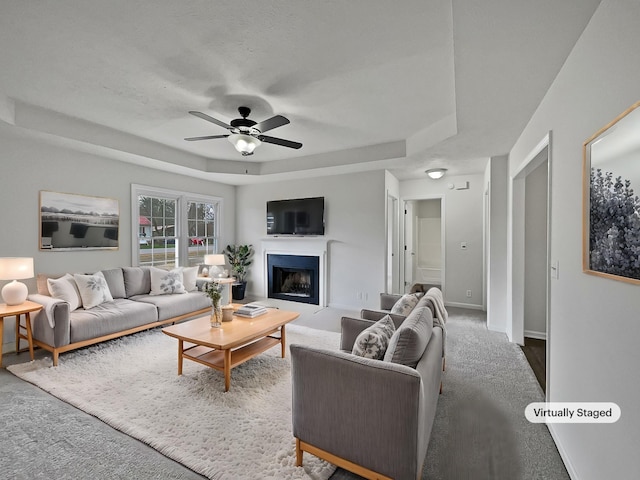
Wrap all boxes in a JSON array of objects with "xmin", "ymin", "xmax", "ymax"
[
  {"xmin": 47, "ymin": 273, "xmax": 83, "ymax": 311},
  {"xmin": 149, "ymin": 267, "xmax": 186, "ymax": 295},
  {"xmin": 390, "ymin": 293, "xmax": 420, "ymax": 315},
  {"xmin": 182, "ymin": 266, "xmax": 199, "ymax": 292},
  {"xmin": 352, "ymin": 315, "xmax": 396, "ymax": 360},
  {"xmin": 73, "ymin": 271, "xmax": 114, "ymax": 309}
]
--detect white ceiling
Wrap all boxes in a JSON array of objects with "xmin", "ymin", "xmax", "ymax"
[{"xmin": 0, "ymin": 0, "xmax": 601, "ymax": 185}]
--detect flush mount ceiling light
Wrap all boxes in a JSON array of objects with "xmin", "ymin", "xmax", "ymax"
[
  {"xmin": 228, "ymin": 133, "xmax": 262, "ymax": 156},
  {"xmin": 425, "ymin": 168, "xmax": 448, "ymax": 179}
]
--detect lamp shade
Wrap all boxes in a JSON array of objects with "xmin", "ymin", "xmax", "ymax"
[
  {"xmin": 0, "ymin": 257, "xmax": 34, "ymax": 280},
  {"xmin": 204, "ymin": 254, "xmax": 226, "ymax": 266},
  {"xmin": 228, "ymin": 133, "xmax": 261, "ymax": 156}
]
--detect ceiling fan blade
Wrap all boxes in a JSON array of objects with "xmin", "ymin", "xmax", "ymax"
[
  {"xmin": 188, "ymin": 111, "xmax": 232, "ymax": 130},
  {"xmin": 254, "ymin": 115, "xmax": 290, "ymax": 133},
  {"xmin": 259, "ymin": 135, "xmax": 303, "ymax": 149},
  {"xmin": 184, "ymin": 134, "xmax": 229, "ymax": 141}
]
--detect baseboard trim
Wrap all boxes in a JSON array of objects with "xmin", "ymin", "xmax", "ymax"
[
  {"xmin": 444, "ymin": 301, "xmax": 484, "ymax": 310},
  {"xmin": 524, "ymin": 329, "xmax": 547, "ymax": 341},
  {"xmin": 548, "ymin": 424, "xmax": 578, "ymax": 479}
]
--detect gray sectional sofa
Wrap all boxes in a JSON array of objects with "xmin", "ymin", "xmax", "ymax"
[
  {"xmin": 28, "ymin": 266, "xmax": 211, "ymax": 366},
  {"xmin": 291, "ymin": 300, "xmax": 444, "ymax": 480}
]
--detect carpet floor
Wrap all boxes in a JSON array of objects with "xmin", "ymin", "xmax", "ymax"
[
  {"xmin": 7, "ymin": 324, "xmax": 338, "ymax": 480},
  {"xmin": 3, "ymin": 306, "xmax": 569, "ymax": 480}
]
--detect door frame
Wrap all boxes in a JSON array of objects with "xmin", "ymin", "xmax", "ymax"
[
  {"xmin": 508, "ymin": 131, "xmax": 552, "ymax": 400},
  {"xmin": 400, "ymin": 195, "xmax": 446, "ymax": 295},
  {"xmin": 385, "ymin": 193, "xmax": 400, "ymax": 293}
]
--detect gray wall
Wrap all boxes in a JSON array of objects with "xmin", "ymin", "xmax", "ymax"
[
  {"xmin": 235, "ymin": 170, "xmax": 386, "ymax": 310},
  {"xmin": 509, "ymin": 0, "xmax": 640, "ymax": 477},
  {"xmin": 400, "ymin": 174, "xmax": 484, "ymax": 307},
  {"xmin": 0, "ymin": 130, "xmax": 236, "ymax": 350}
]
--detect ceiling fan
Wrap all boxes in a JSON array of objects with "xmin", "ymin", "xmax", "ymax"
[{"xmin": 185, "ymin": 106, "xmax": 303, "ymax": 156}]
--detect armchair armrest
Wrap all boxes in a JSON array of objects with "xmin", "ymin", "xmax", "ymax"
[
  {"xmin": 340, "ymin": 316, "xmax": 375, "ymax": 351},
  {"xmin": 291, "ymin": 344, "xmax": 424, "ymax": 480},
  {"xmin": 360, "ymin": 308, "xmax": 407, "ymax": 325},
  {"xmin": 380, "ymin": 292, "xmax": 402, "ymax": 311},
  {"xmin": 28, "ymin": 294, "xmax": 71, "ymax": 347}
]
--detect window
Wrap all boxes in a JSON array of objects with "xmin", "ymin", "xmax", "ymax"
[{"xmin": 132, "ymin": 185, "xmax": 222, "ymax": 268}]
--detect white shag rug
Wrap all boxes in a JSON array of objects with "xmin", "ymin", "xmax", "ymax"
[{"xmin": 8, "ymin": 324, "xmax": 339, "ymax": 480}]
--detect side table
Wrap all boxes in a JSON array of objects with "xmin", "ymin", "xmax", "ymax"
[{"xmin": 0, "ymin": 300, "xmax": 43, "ymax": 367}]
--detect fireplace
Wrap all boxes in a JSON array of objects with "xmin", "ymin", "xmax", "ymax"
[{"xmin": 267, "ymin": 254, "xmax": 320, "ymax": 305}]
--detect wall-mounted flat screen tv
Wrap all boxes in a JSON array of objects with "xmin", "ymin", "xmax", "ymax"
[{"xmin": 267, "ymin": 197, "xmax": 325, "ymax": 235}]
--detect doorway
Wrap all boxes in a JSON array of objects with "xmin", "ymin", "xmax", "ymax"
[
  {"xmin": 510, "ymin": 134, "xmax": 551, "ymax": 396},
  {"xmin": 403, "ymin": 198, "xmax": 444, "ymax": 293}
]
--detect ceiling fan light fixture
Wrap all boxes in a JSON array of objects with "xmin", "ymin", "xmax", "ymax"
[
  {"xmin": 425, "ymin": 168, "xmax": 447, "ymax": 179},
  {"xmin": 228, "ymin": 133, "xmax": 261, "ymax": 156}
]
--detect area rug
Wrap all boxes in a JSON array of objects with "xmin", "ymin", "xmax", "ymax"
[{"xmin": 8, "ymin": 324, "xmax": 339, "ymax": 480}]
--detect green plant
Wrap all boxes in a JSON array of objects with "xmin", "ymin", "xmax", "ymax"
[
  {"xmin": 204, "ymin": 281, "xmax": 223, "ymax": 306},
  {"xmin": 224, "ymin": 244, "xmax": 254, "ymax": 282}
]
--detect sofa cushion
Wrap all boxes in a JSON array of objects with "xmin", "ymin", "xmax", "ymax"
[
  {"xmin": 100, "ymin": 268, "xmax": 126, "ymax": 299},
  {"xmin": 149, "ymin": 267, "xmax": 186, "ymax": 295},
  {"xmin": 37, "ymin": 273, "xmax": 65, "ymax": 296},
  {"xmin": 182, "ymin": 266, "xmax": 199, "ymax": 292},
  {"xmin": 122, "ymin": 267, "xmax": 151, "ymax": 297},
  {"xmin": 384, "ymin": 306, "xmax": 433, "ymax": 368},
  {"xmin": 131, "ymin": 291, "xmax": 210, "ymax": 321},
  {"xmin": 351, "ymin": 314, "xmax": 396, "ymax": 360},
  {"xmin": 47, "ymin": 274, "xmax": 82, "ymax": 311},
  {"xmin": 390, "ymin": 293, "xmax": 421, "ymax": 315},
  {"xmin": 69, "ymin": 299, "xmax": 158, "ymax": 343},
  {"xmin": 74, "ymin": 272, "xmax": 114, "ymax": 309}
]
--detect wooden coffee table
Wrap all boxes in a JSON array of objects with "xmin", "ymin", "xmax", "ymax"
[{"xmin": 162, "ymin": 306, "xmax": 299, "ymax": 391}]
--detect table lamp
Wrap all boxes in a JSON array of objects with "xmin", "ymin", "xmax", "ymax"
[
  {"xmin": 204, "ymin": 254, "xmax": 226, "ymax": 278},
  {"xmin": 0, "ymin": 257, "xmax": 34, "ymax": 305}
]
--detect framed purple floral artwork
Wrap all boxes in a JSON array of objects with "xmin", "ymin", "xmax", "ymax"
[{"xmin": 583, "ymin": 101, "xmax": 640, "ymax": 284}]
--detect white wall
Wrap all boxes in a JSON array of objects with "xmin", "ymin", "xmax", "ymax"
[
  {"xmin": 236, "ymin": 170, "xmax": 386, "ymax": 310},
  {"xmin": 509, "ymin": 1, "xmax": 640, "ymax": 477},
  {"xmin": 485, "ymin": 155, "xmax": 509, "ymax": 330},
  {"xmin": 0, "ymin": 130, "xmax": 236, "ymax": 351},
  {"xmin": 401, "ymin": 174, "xmax": 484, "ymax": 307},
  {"xmin": 524, "ymin": 158, "xmax": 548, "ymax": 338}
]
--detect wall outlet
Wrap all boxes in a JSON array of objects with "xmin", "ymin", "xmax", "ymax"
[{"xmin": 466, "ymin": 290, "xmax": 472, "ymax": 298}]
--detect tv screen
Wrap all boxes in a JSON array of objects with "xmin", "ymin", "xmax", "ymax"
[{"xmin": 267, "ymin": 197, "xmax": 325, "ymax": 235}]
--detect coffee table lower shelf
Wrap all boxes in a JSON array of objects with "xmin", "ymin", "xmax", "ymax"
[{"xmin": 180, "ymin": 335, "xmax": 282, "ymax": 391}]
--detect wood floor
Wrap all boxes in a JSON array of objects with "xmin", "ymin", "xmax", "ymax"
[{"xmin": 521, "ymin": 338, "xmax": 546, "ymax": 393}]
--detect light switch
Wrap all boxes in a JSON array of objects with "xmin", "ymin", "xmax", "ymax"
[{"xmin": 460, "ymin": 242, "xmax": 467, "ymax": 250}]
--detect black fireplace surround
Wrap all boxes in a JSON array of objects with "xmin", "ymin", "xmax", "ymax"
[{"xmin": 267, "ymin": 254, "xmax": 320, "ymax": 305}]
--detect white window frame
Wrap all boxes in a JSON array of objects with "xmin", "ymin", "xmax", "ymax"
[{"xmin": 131, "ymin": 184, "xmax": 223, "ymax": 267}]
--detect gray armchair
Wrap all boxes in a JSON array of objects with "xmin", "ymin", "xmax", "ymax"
[{"xmin": 291, "ymin": 308, "xmax": 443, "ymax": 480}]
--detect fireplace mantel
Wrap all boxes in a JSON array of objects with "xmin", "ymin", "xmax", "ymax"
[{"xmin": 261, "ymin": 237, "xmax": 329, "ymax": 307}]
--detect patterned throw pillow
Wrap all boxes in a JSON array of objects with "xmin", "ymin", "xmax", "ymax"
[
  {"xmin": 352, "ymin": 315, "xmax": 396, "ymax": 360},
  {"xmin": 390, "ymin": 293, "xmax": 420, "ymax": 315},
  {"xmin": 73, "ymin": 272, "xmax": 114, "ymax": 309},
  {"xmin": 47, "ymin": 273, "xmax": 83, "ymax": 311},
  {"xmin": 149, "ymin": 267, "xmax": 186, "ymax": 295}
]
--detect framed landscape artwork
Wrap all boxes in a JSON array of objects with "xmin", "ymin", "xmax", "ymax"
[
  {"xmin": 583, "ymin": 101, "xmax": 640, "ymax": 285},
  {"xmin": 40, "ymin": 191, "xmax": 119, "ymax": 251}
]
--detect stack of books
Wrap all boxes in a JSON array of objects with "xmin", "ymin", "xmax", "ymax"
[{"xmin": 235, "ymin": 303, "xmax": 268, "ymax": 318}]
